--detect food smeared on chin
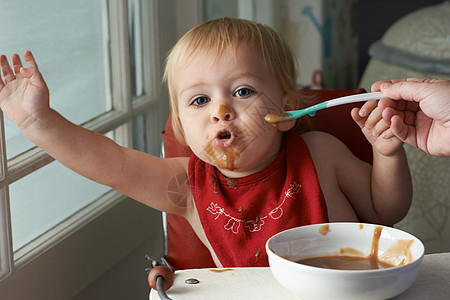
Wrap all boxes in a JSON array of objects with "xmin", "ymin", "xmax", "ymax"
[{"xmin": 202, "ymin": 127, "xmax": 250, "ymax": 170}]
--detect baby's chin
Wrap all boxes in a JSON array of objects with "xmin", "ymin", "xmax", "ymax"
[
  {"xmin": 201, "ymin": 153, "xmax": 241, "ymax": 171},
  {"xmin": 217, "ymin": 164, "xmax": 267, "ymax": 179},
  {"xmin": 206, "ymin": 154, "xmax": 271, "ymax": 178},
  {"xmin": 197, "ymin": 138, "xmax": 250, "ymax": 171},
  {"xmin": 195, "ymin": 151, "xmax": 243, "ymax": 173}
]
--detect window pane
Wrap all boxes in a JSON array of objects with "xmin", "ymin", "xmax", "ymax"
[
  {"xmin": 133, "ymin": 114, "xmax": 148, "ymax": 153},
  {"xmin": 206, "ymin": 0, "xmax": 238, "ymax": 19},
  {"xmin": 128, "ymin": 0, "xmax": 144, "ymax": 98},
  {"xmin": 9, "ymin": 160, "xmax": 110, "ymax": 251},
  {"xmin": 0, "ymin": 0, "xmax": 109, "ymax": 159}
]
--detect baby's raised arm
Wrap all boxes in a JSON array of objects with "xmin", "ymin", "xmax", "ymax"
[
  {"xmin": 0, "ymin": 52, "xmax": 190, "ymax": 216},
  {"xmin": 348, "ymin": 100, "xmax": 412, "ymax": 225},
  {"xmin": 0, "ymin": 52, "xmax": 49, "ymax": 129}
]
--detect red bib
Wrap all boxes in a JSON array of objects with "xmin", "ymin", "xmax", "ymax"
[{"xmin": 189, "ymin": 131, "xmax": 328, "ymax": 267}]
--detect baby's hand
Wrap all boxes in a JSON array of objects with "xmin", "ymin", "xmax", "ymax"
[
  {"xmin": 351, "ymin": 100, "xmax": 403, "ymax": 157},
  {"xmin": 0, "ymin": 51, "xmax": 50, "ymax": 130}
]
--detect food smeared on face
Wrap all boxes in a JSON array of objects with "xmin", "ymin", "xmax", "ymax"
[
  {"xmin": 295, "ymin": 226, "xmax": 414, "ymax": 270},
  {"xmin": 201, "ymin": 126, "xmax": 251, "ymax": 170},
  {"xmin": 216, "ymin": 104, "xmax": 232, "ymax": 120}
]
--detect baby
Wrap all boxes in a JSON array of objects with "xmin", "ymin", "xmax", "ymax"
[{"xmin": 0, "ymin": 17, "xmax": 412, "ymax": 268}]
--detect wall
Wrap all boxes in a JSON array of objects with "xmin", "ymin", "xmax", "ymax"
[
  {"xmin": 356, "ymin": 0, "xmax": 443, "ymax": 82},
  {"xmin": 72, "ymin": 239, "xmax": 158, "ymax": 300}
]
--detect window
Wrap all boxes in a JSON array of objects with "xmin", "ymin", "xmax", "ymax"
[
  {"xmin": 206, "ymin": 0, "xmax": 278, "ymax": 29},
  {"xmin": 0, "ymin": 0, "xmax": 165, "ymax": 294}
]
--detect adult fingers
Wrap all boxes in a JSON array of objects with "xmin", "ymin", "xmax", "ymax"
[
  {"xmin": 381, "ymin": 106, "xmax": 397, "ymax": 125},
  {"xmin": 378, "ymin": 97, "xmax": 396, "ymax": 110},
  {"xmin": 371, "ymin": 80, "xmax": 393, "ymax": 92},
  {"xmin": 371, "ymin": 78, "xmax": 412, "ymax": 92},
  {"xmin": 371, "ymin": 77, "xmax": 441, "ymax": 94},
  {"xmin": 379, "ymin": 81, "xmax": 432, "ymax": 103},
  {"xmin": 403, "ymin": 110, "xmax": 417, "ymax": 126},
  {"xmin": 389, "ymin": 115, "xmax": 410, "ymax": 142},
  {"xmin": 381, "ymin": 106, "xmax": 414, "ymax": 125},
  {"xmin": 381, "ymin": 106, "xmax": 417, "ymax": 140}
]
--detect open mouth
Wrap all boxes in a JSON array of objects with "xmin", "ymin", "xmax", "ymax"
[
  {"xmin": 218, "ymin": 130, "xmax": 232, "ymax": 139},
  {"xmin": 214, "ymin": 129, "xmax": 235, "ymax": 147}
]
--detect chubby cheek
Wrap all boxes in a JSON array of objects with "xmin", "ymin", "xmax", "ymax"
[
  {"xmin": 179, "ymin": 122, "xmax": 213, "ymax": 162},
  {"xmin": 179, "ymin": 113, "xmax": 204, "ymax": 141},
  {"xmin": 183, "ymin": 129, "xmax": 205, "ymax": 156}
]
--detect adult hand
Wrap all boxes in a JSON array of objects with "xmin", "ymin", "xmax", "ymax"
[{"xmin": 373, "ymin": 78, "xmax": 450, "ymax": 157}]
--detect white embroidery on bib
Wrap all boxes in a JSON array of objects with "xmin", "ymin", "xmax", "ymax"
[{"xmin": 206, "ymin": 182, "xmax": 301, "ymax": 234}]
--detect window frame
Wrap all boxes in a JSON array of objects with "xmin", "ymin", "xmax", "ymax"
[
  {"xmin": 5, "ymin": 0, "xmax": 136, "ymax": 267},
  {"xmin": 0, "ymin": 112, "xmax": 12, "ymax": 280},
  {"xmin": 0, "ymin": 1, "xmax": 166, "ymax": 298}
]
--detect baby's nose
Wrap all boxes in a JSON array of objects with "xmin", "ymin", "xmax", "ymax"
[{"xmin": 212, "ymin": 104, "xmax": 234, "ymax": 122}]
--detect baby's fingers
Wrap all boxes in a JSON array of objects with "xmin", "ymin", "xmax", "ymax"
[
  {"xmin": 0, "ymin": 57, "xmax": 4, "ymax": 89},
  {"xmin": 356, "ymin": 99, "xmax": 383, "ymax": 129},
  {"xmin": 20, "ymin": 51, "xmax": 40, "ymax": 79},
  {"xmin": 24, "ymin": 51, "xmax": 38, "ymax": 69},
  {"xmin": 358, "ymin": 100, "xmax": 378, "ymax": 118},
  {"xmin": 11, "ymin": 53, "xmax": 24, "ymax": 76},
  {"xmin": 0, "ymin": 54, "xmax": 15, "ymax": 84},
  {"xmin": 380, "ymin": 128, "xmax": 396, "ymax": 139},
  {"xmin": 352, "ymin": 106, "xmax": 390, "ymax": 140},
  {"xmin": 365, "ymin": 105, "xmax": 393, "ymax": 138},
  {"xmin": 371, "ymin": 118, "xmax": 391, "ymax": 138},
  {"xmin": 351, "ymin": 107, "xmax": 366, "ymax": 129}
]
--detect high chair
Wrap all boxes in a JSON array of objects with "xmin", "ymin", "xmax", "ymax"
[{"xmin": 150, "ymin": 88, "xmax": 371, "ymax": 298}]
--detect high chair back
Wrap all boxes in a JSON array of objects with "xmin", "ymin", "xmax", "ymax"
[{"xmin": 160, "ymin": 88, "xmax": 371, "ymax": 270}]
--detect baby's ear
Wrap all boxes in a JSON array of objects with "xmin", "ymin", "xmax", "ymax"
[{"xmin": 276, "ymin": 91, "xmax": 298, "ymax": 132}]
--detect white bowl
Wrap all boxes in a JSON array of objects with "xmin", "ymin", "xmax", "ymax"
[{"xmin": 266, "ymin": 223, "xmax": 424, "ymax": 300}]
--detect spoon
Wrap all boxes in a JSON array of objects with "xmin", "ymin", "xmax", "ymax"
[{"xmin": 264, "ymin": 92, "xmax": 385, "ymax": 124}]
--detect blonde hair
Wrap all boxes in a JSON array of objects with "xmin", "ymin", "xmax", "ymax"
[{"xmin": 164, "ymin": 17, "xmax": 300, "ymax": 144}]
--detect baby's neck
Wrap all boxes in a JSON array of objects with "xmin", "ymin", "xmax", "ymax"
[{"xmin": 215, "ymin": 148, "xmax": 282, "ymax": 179}]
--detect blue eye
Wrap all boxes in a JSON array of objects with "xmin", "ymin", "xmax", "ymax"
[
  {"xmin": 234, "ymin": 88, "xmax": 254, "ymax": 98},
  {"xmin": 191, "ymin": 96, "xmax": 210, "ymax": 107}
]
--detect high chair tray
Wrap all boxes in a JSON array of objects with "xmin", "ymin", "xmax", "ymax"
[{"xmin": 150, "ymin": 253, "xmax": 450, "ymax": 300}]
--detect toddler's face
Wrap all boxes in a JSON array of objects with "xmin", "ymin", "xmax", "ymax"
[{"xmin": 173, "ymin": 44, "xmax": 289, "ymax": 177}]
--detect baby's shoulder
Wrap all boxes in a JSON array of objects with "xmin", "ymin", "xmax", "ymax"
[
  {"xmin": 300, "ymin": 130, "xmax": 343, "ymax": 148},
  {"xmin": 300, "ymin": 130, "xmax": 354, "ymax": 161}
]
